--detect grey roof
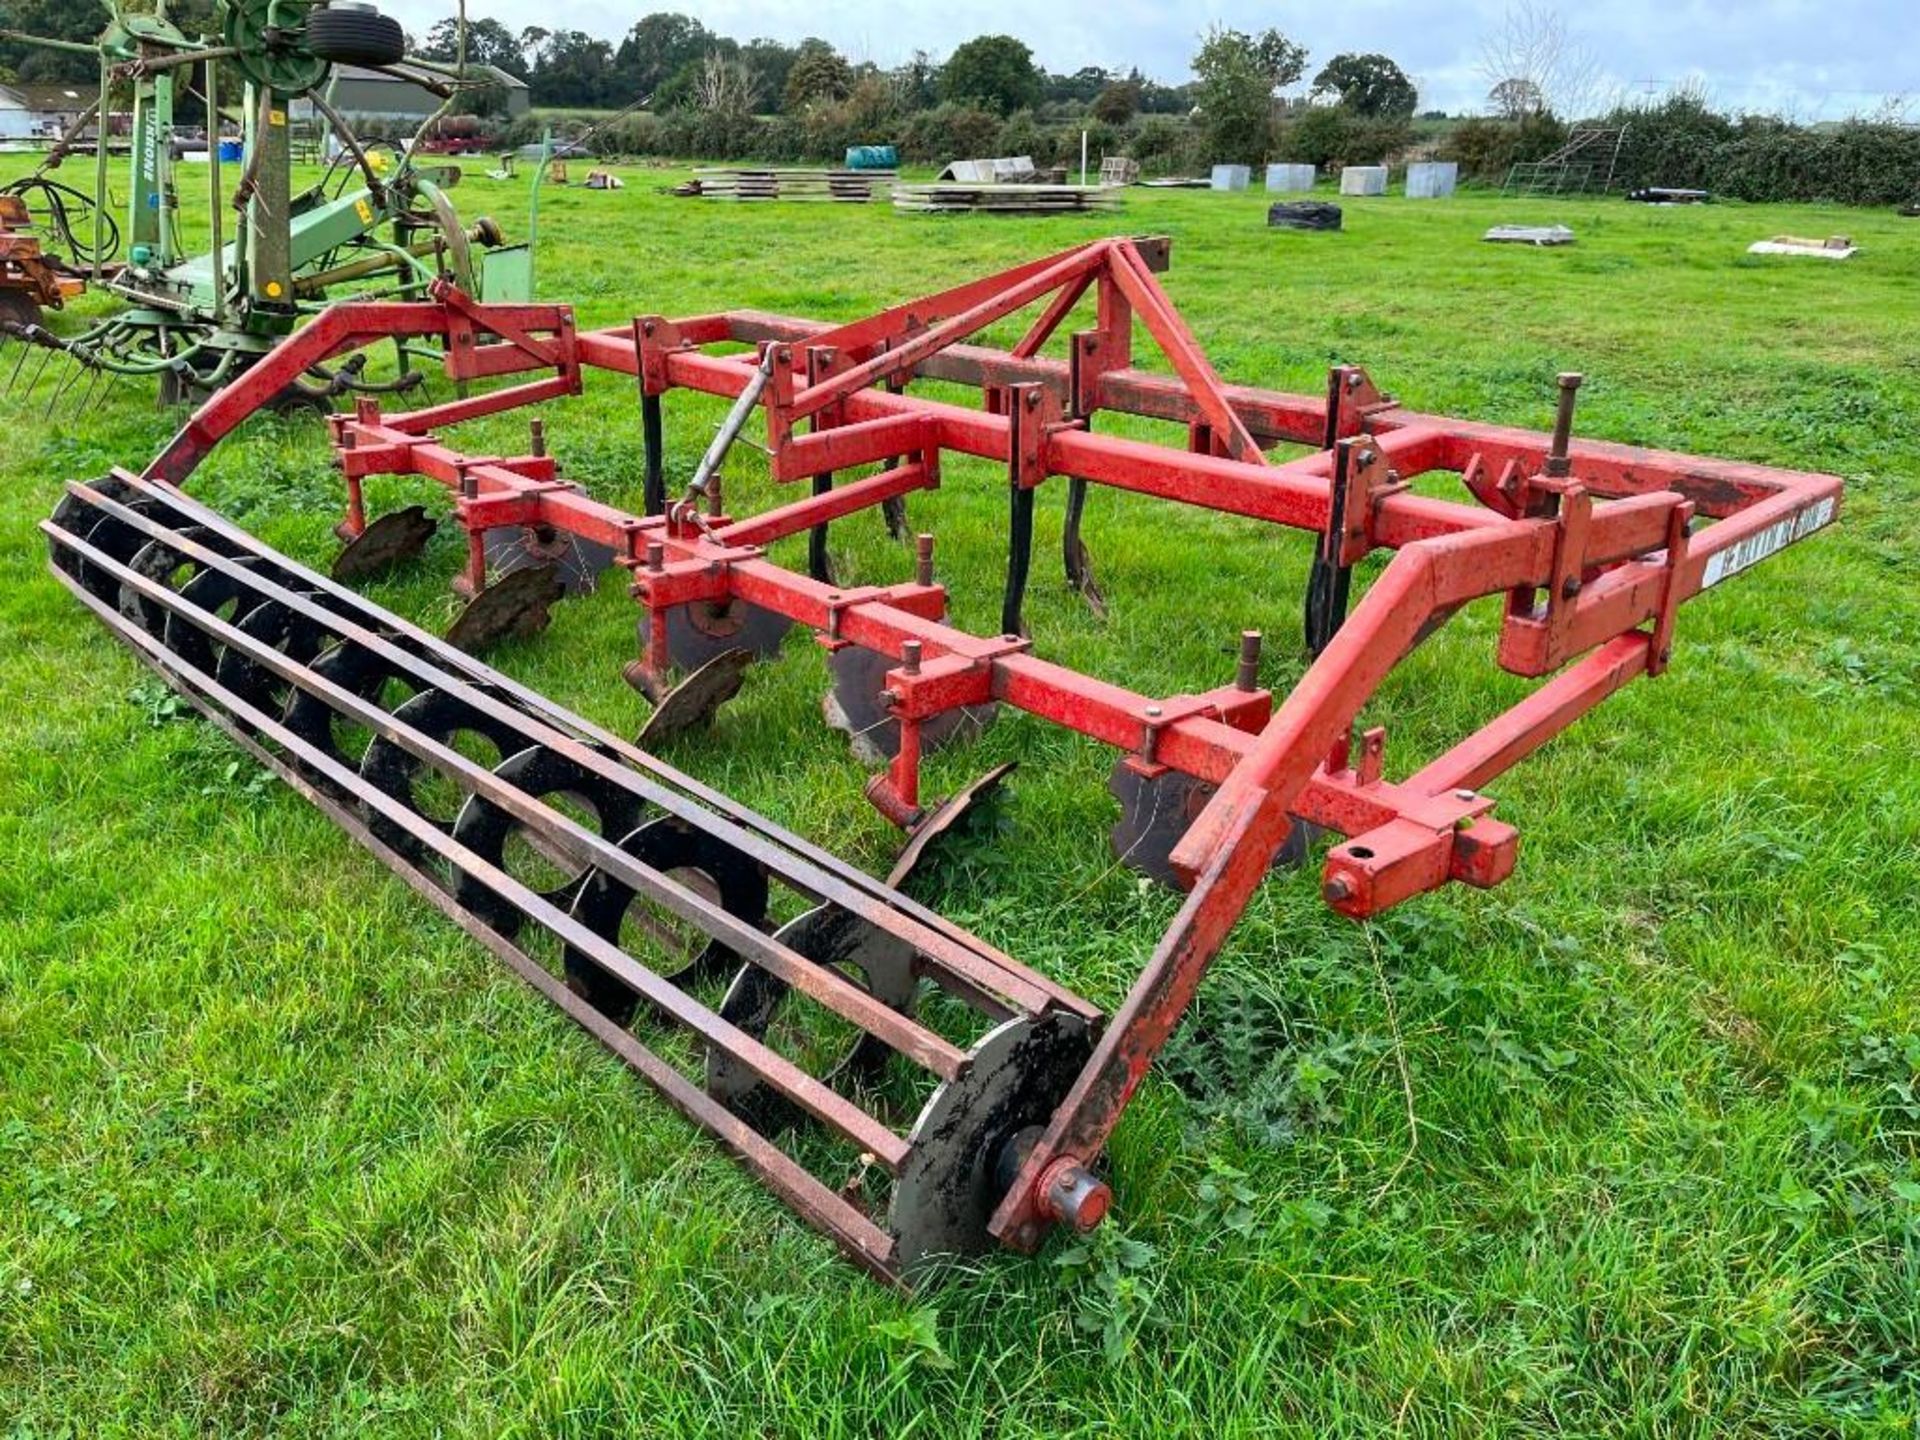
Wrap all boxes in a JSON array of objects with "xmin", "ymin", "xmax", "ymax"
[{"xmin": 332, "ymin": 63, "xmax": 528, "ymax": 90}]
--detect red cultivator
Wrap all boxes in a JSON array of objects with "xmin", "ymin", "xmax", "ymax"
[{"xmin": 50, "ymin": 236, "xmax": 1841, "ymax": 1281}]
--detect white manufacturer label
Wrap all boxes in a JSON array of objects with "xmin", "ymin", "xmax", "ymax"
[{"xmin": 1700, "ymin": 496, "xmax": 1835, "ymax": 588}]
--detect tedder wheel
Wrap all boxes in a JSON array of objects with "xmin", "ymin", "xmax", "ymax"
[
  {"xmin": 0, "ymin": 290, "xmax": 43, "ymax": 331},
  {"xmin": 306, "ymin": 4, "xmax": 406, "ymax": 66}
]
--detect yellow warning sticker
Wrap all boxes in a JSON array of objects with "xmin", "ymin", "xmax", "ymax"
[
  {"xmin": 269, "ymin": 109, "xmax": 286, "ymax": 126},
  {"xmin": 355, "ymin": 199, "xmax": 374, "ymax": 224},
  {"xmin": 265, "ymin": 280, "xmax": 284, "ymax": 298}
]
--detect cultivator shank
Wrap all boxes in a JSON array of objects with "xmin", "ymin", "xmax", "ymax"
[{"xmin": 51, "ymin": 237, "xmax": 1842, "ymax": 1278}]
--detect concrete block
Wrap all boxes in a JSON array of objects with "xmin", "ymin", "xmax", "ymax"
[
  {"xmin": 1339, "ymin": 165, "xmax": 1388, "ymax": 196},
  {"xmin": 1210, "ymin": 164, "xmax": 1250, "ymax": 192},
  {"xmin": 1406, "ymin": 162, "xmax": 1458, "ymax": 199},
  {"xmin": 1264, "ymin": 163, "xmax": 1316, "ymax": 192}
]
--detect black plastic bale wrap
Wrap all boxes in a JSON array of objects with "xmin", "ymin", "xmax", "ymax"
[{"xmin": 1267, "ymin": 201, "xmax": 1343, "ymax": 232}]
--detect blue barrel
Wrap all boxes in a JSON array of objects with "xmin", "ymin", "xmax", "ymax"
[
  {"xmin": 218, "ymin": 139, "xmax": 243, "ymax": 163},
  {"xmin": 844, "ymin": 145, "xmax": 897, "ymax": 171}
]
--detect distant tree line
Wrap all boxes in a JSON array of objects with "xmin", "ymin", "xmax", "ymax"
[
  {"xmin": 8, "ymin": 2, "xmax": 1912, "ymax": 207},
  {"xmin": 428, "ymin": 17, "xmax": 1429, "ymax": 175}
]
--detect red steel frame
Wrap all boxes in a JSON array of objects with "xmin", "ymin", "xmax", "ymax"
[{"xmin": 143, "ymin": 237, "xmax": 1840, "ymax": 1249}]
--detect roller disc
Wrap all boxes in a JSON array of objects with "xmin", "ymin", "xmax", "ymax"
[
  {"xmin": 332, "ymin": 505, "xmax": 438, "ymax": 582},
  {"xmin": 1108, "ymin": 759, "xmax": 1313, "ymax": 889},
  {"xmin": 444, "ymin": 565, "xmax": 564, "ymax": 654},
  {"xmin": 887, "ymin": 762, "xmax": 1017, "ymax": 890},
  {"xmin": 482, "ymin": 524, "xmax": 615, "ymax": 597},
  {"xmin": 63, "ymin": 499, "xmax": 164, "ymax": 603},
  {"xmin": 211, "ymin": 597, "xmax": 331, "ymax": 724},
  {"xmin": 822, "ymin": 643, "xmax": 997, "ymax": 765},
  {"xmin": 450, "ymin": 744, "xmax": 647, "ymax": 938},
  {"xmin": 707, "ymin": 906, "xmax": 919, "ymax": 1131},
  {"xmin": 564, "ymin": 814, "xmax": 771, "ymax": 1026},
  {"xmin": 116, "ymin": 524, "xmax": 236, "ymax": 635},
  {"xmin": 359, "ymin": 686, "xmax": 538, "ymax": 860},
  {"xmin": 160, "ymin": 557, "xmax": 269, "ymax": 679},
  {"xmin": 663, "ymin": 599, "xmax": 792, "ymax": 673},
  {"xmin": 888, "ymin": 1012, "xmax": 1094, "ymax": 1273},
  {"xmin": 48, "ymin": 476, "xmax": 144, "ymax": 587},
  {"xmin": 283, "ymin": 641, "xmax": 418, "ymax": 779},
  {"xmin": 636, "ymin": 647, "xmax": 751, "ymax": 748}
]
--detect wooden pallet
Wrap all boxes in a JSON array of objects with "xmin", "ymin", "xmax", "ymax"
[
  {"xmin": 891, "ymin": 182, "xmax": 1120, "ymax": 215},
  {"xmin": 687, "ymin": 168, "xmax": 895, "ymax": 202}
]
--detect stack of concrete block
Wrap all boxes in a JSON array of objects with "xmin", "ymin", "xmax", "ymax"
[
  {"xmin": 1406, "ymin": 162, "xmax": 1459, "ymax": 199},
  {"xmin": 1339, "ymin": 166, "xmax": 1388, "ymax": 196},
  {"xmin": 1264, "ymin": 163, "xmax": 1316, "ymax": 192},
  {"xmin": 1210, "ymin": 164, "xmax": 1251, "ymax": 191}
]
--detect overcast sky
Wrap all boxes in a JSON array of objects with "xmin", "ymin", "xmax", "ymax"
[{"xmin": 379, "ymin": 0, "xmax": 1915, "ymax": 120}]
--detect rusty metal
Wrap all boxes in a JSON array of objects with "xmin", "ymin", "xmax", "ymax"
[
  {"xmin": 48, "ymin": 239, "xmax": 1842, "ymax": 1279},
  {"xmin": 330, "ymin": 504, "xmax": 437, "ymax": 581},
  {"xmin": 636, "ymin": 647, "xmax": 753, "ymax": 747},
  {"xmin": 46, "ymin": 472, "xmax": 1101, "ymax": 1283}
]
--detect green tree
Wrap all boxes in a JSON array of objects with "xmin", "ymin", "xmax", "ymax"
[
  {"xmin": 1092, "ymin": 79, "xmax": 1140, "ymax": 125},
  {"xmin": 783, "ymin": 38, "xmax": 852, "ymax": 111},
  {"xmin": 890, "ymin": 50, "xmax": 940, "ymax": 111},
  {"xmin": 740, "ymin": 39, "xmax": 799, "ymax": 113},
  {"xmin": 940, "ymin": 34, "xmax": 1040, "ymax": 117},
  {"xmin": 0, "ymin": 0, "xmax": 109, "ymax": 83},
  {"xmin": 1311, "ymin": 53, "xmax": 1418, "ymax": 118},
  {"xmin": 614, "ymin": 13, "xmax": 721, "ymax": 102},
  {"xmin": 420, "ymin": 17, "xmax": 528, "ymax": 78},
  {"xmin": 1045, "ymin": 66, "xmax": 1110, "ymax": 105},
  {"xmin": 1191, "ymin": 25, "xmax": 1307, "ymax": 162},
  {"xmin": 521, "ymin": 28, "xmax": 621, "ymax": 108}
]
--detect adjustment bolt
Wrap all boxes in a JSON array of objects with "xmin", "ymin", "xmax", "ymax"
[
  {"xmin": 529, "ymin": 418, "xmax": 546, "ymax": 457},
  {"xmin": 1547, "ymin": 372, "xmax": 1584, "ymax": 477},
  {"xmin": 901, "ymin": 640, "xmax": 922, "ymax": 675},
  {"xmin": 1454, "ymin": 789, "xmax": 1476, "ymax": 802},
  {"xmin": 644, "ymin": 541, "xmax": 664, "ymax": 572},
  {"xmin": 1236, "ymin": 630, "xmax": 1262, "ymax": 691},
  {"xmin": 1039, "ymin": 1160, "xmax": 1111, "ymax": 1233},
  {"xmin": 1145, "ymin": 704, "xmax": 1162, "ymax": 719},
  {"xmin": 915, "ymin": 532, "xmax": 935, "ymax": 587}
]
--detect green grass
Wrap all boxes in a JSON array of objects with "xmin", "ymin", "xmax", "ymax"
[{"xmin": 3, "ymin": 168, "xmax": 1919, "ymax": 1435}]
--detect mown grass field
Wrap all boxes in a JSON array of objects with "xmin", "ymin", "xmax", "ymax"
[{"xmin": 2, "ymin": 163, "xmax": 1918, "ymax": 1436}]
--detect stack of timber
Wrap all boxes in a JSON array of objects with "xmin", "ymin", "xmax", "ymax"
[
  {"xmin": 687, "ymin": 168, "xmax": 895, "ymax": 202},
  {"xmin": 891, "ymin": 182, "xmax": 1120, "ymax": 215}
]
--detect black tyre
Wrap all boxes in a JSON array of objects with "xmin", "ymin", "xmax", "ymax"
[
  {"xmin": 0, "ymin": 289, "xmax": 43, "ymax": 331},
  {"xmin": 306, "ymin": 6, "xmax": 406, "ymax": 67}
]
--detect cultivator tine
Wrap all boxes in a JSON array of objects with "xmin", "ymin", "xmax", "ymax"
[
  {"xmin": 880, "ymin": 491, "xmax": 910, "ymax": 543},
  {"xmin": 1060, "ymin": 476, "xmax": 1107, "ymax": 619},
  {"xmin": 44, "ymin": 475, "xmax": 1106, "ymax": 1282}
]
